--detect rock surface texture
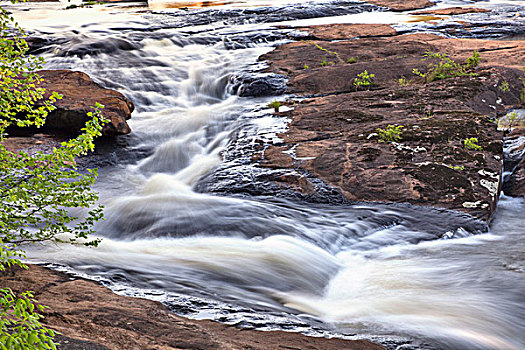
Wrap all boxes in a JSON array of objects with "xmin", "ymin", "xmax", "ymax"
[
  {"xmin": 410, "ymin": 7, "xmax": 490, "ymax": 15},
  {"xmin": 503, "ymin": 130, "xmax": 525, "ymax": 197},
  {"xmin": 364, "ymin": 0, "xmax": 434, "ymax": 11},
  {"xmin": 36, "ymin": 70, "xmax": 134, "ymax": 136},
  {"xmin": 258, "ymin": 26, "xmax": 525, "ymax": 222},
  {"xmin": 1, "ymin": 265, "xmax": 383, "ymax": 350}
]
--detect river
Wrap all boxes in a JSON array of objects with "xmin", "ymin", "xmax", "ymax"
[{"xmin": 7, "ymin": 0, "xmax": 525, "ymax": 349}]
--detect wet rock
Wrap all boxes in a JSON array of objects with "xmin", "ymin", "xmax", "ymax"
[
  {"xmin": 258, "ymin": 26, "xmax": 525, "ymax": 222},
  {"xmin": 410, "ymin": 7, "xmax": 490, "ymax": 16},
  {"xmin": 364, "ymin": 0, "xmax": 434, "ymax": 11},
  {"xmin": 293, "ymin": 23, "xmax": 397, "ymax": 40},
  {"xmin": 503, "ymin": 131, "xmax": 525, "ymax": 197},
  {"xmin": 1, "ymin": 264, "xmax": 383, "ymax": 350},
  {"xmin": 396, "ymin": 6, "xmax": 525, "ymax": 40},
  {"xmin": 147, "ymin": 1, "xmax": 379, "ymax": 30},
  {"xmin": 504, "ymin": 158, "xmax": 525, "ymax": 197},
  {"xmin": 56, "ymin": 37, "xmax": 139, "ymax": 58},
  {"xmin": 229, "ymin": 73, "xmax": 287, "ymax": 97},
  {"xmin": 36, "ymin": 70, "xmax": 134, "ymax": 136}
]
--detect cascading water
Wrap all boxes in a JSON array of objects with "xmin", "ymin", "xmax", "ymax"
[{"xmin": 7, "ymin": 1, "xmax": 525, "ymax": 349}]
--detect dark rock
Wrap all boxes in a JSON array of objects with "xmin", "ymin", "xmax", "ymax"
[
  {"xmin": 229, "ymin": 73, "xmax": 287, "ymax": 97},
  {"xmin": 56, "ymin": 37, "xmax": 139, "ymax": 58},
  {"xmin": 36, "ymin": 70, "xmax": 134, "ymax": 136},
  {"xmin": 503, "ymin": 131, "xmax": 525, "ymax": 197}
]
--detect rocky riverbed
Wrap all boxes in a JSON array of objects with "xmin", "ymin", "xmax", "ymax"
[{"xmin": 2, "ymin": 0, "xmax": 525, "ymax": 349}]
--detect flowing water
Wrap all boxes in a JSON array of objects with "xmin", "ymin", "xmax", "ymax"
[{"xmin": 7, "ymin": 0, "xmax": 525, "ymax": 349}]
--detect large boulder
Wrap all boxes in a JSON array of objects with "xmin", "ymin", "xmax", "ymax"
[{"xmin": 36, "ymin": 70, "xmax": 133, "ymax": 136}]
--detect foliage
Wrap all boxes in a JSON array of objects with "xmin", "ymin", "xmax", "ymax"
[
  {"xmin": 498, "ymin": 80, "xmax": 510, "ymax": 92},
  {"xmin": 354, "ymin": 70, "xmax": 375, "ymax": 90},
  {"xmin": 445, "ymin": 164, "xmax": 465, "ymax": 171},
  {"xmin": 268, "ymin": 99, "xmax": 281, "ymax": 112},
  {"xmin": 377, "ymin": 125, "xmax": 403, "ymax": 143},
  {"xmin": 398, "ymin": 77, "xmax": 409, "ymax": 87},
  {"xmin": 413, "ymin": 51, "xmax": 480, "ymax": 83},
  {"xmin": 0, "ymin": 288, "xmax": 56, "ymax": 350},
  {"xmin": 465, "ymin": 50, "xmax": 480, "ymax": 70},
  {"xmin": 346, "ymin": 57, "xmax": 357, "ymax": 64},
  {"xmin": 314, "ymin": 43, "xmax": 343, "ymax": 63},
  {"xmin": 303, "ymin": 64, "xmax": 309, "ymax": 69},
  {"xmin": 0, "ymin": 2, "xmax": 106, "ymax": 349},
  {"xmin": 320, "ymin": 59, "xmax": 333, "ymax": 67},
  {"xmin": 463, "ymin": 137, "xmax": 482, "ymax": 151},
  {"xmin": 500, "ymin": 110, "xmax": 521, "ymax": 132}
]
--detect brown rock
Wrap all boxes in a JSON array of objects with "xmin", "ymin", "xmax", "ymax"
[
  {"xmin": 411, "ymin": 7, "xmax": 490, "ymax": 16},
  {"xmin": 258, "ymin": 26, "xmax": 525, "ymax": 222},
  {"xmin": 364, "ymin": 0, "xmax": 434, "ymax": 11},
  {"xmin": 297, "ymin": 24, "xmax": 397, "ymax": 40},
  {"xmin": 1, "ymin": 265, "xmax": 383, "ymax": 350},
  {"xmin": 36, "ymin": 70, "xmax": 134, "ymax": 136}
]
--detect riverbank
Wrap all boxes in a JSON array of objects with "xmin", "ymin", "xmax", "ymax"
[{"xmin": 2, "ymin": 264, "xmax": 382, "ymax": 350}]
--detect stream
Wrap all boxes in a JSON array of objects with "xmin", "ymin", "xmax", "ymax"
[{"xmin": 6, "ymin": 0, "xmax": 525, "ymax": 349}]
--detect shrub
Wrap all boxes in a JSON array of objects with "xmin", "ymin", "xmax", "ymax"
[
  {"xmin": 268, "ymin": 100, "xmax": 281, "ymax": 112},
  {"xmin": 354, "ymin": 70, "xmax": 375, "ymax": 91},
  {"xmin": 498, "ymin": 80, "xmax": 510, "ymax": 92},
  {"xmin": 377, "ymin": 125, "xmax": 403, "ymax": 143},
  {"xmin": 464, "ymin": 137, "xmax": 482, "ymax": 151},
  {"xmin": 346, "ymin": 57, "xmax": 357, "ymax": 64},
  {"xmin": 413, "ymin": 51, "xmax": 480, "ymax": 83}
]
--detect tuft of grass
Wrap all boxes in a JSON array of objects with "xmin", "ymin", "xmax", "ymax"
[
  {"xmin": 498, "ymin": 80, "xmax": 510, "ymax": 92},
  {"xmin": 268, "ymin": 100, "xmax": 281, "ymax": 112},
  {"xmin": 315, "ymin": 44, "xmax": 344, "ymax": 63},
  {"xmin": 377, "ymin": 125, "xmax": 403, "ymax": 143},
  {"xmin": 346, "ymin": 57, "xmax": 358, "ymax": 64},
  {"xmin": 354, "ymin": 70, "xmax": 375, "ymax": 91},
  {"xmin": 464, "ymin": 137, "xmax": 482, "ymax": 151},
  {"xmin": 398, "ymin": 77, "xmax": 409, "ymax": 87}
]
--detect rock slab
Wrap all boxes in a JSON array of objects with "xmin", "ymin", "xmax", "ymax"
[
  {"xmin": 258, "ymin": 27, "xmax": 525, "ymax": 222},
  {"xmin": 1, "ymin": 265, "xmax": 383, "ymax": 350},
  {"xmin": 37, "ymin": 70, "xmax": 134, "ymax": 136}
]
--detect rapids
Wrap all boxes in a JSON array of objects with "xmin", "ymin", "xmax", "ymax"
[{"xmin": 6, "ymin": 0, "xmax": 525, "ymax": 349}]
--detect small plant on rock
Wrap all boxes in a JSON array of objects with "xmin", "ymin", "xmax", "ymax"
[
  {"xmin": 315, "ymin": 44, "xmax": 344, "ymax": 63},
  {"xmin": 303, "ymin": 64, "xmax": 309, "ymax": 69},
  {"xmin": 268, "ymin": 100, "xmax": 281, "ymax": 112},
  {"xmin": 500, "ymin": 110, "xmax": 521, "ymax": 132},
  {"xmin": 320, "ymin": 59, "xmax": 333, "ymax": 67},
  {"xmin": 398, "ymin": 77, "xmax": 409, "ymax": 87},
  {"xmin": 464, "ymin": 137, "xmax": 482, "ymax": 151},
  {"xmin": 354, "ymin": 70, "xmax": 375, "ymax": 91},
  {"xmin": 498, "ymin": 80, "xmax": 510, "ymax": 92},
  {"xmin": 377, "ymin": 125, "xmax": 403, "ymax": 143},
  {"xmin": 465, "ymin": 50, "xmax": 480, "ymax": 70},
  {"xmin": 413, "ymin": 51, "xmax": 480, "ymax": 83},
  {"xmin": 346, "ymin": 57, "xmax": 358, "ymax": 64}
]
